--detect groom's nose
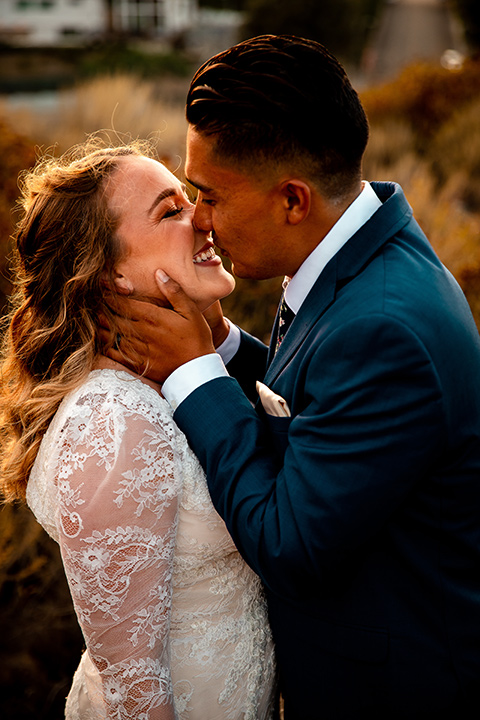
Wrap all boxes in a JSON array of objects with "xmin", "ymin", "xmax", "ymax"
[{"xmin": 193, "ymin": 194, "xmax": 213, "ymax": 234}]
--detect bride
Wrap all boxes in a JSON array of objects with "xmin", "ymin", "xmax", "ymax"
[{"xmin": 0, "ymin": 141, "xmax": 276, "ymax": 719}]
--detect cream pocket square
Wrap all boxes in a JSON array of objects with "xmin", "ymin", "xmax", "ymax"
[{"xmin": 256, "ymin": 381, "xmax": 291, "ymax": 417}]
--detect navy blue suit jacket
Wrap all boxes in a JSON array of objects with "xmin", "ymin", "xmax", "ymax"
[{"xmin": 174, "ymin": 183, "xmax": 480, "ymax": 718}]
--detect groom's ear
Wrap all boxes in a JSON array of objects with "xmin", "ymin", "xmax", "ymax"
[{"xmin": 279, "ymin": 179, "xmax": 312, "ymax": 225}]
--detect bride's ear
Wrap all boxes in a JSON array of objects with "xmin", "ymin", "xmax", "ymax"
[
  {"xmin": 113, "ymin": 274, "xmax": 134, "ymax": 295},
  {"xmin": 101, "ymin": 271, "xmax": 134, "ymax": 295}
]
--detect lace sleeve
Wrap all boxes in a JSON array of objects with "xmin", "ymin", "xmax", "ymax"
[{"xmin": 53, "ymin": 387, "xmax": 180, "ymax": 719}]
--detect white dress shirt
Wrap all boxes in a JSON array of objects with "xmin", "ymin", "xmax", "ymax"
[{"xmin": 163, "ymin": 181, "xmax": 382, "ymax": 410}]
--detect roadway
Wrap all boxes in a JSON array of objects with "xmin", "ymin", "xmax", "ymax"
[{"xmin": 363, "ymin": 0, "xmax": 466, "ymax": 83}]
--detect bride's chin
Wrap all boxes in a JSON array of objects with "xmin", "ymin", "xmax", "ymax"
[
  {"xmin": 197, "ymin": 289, "xmax": 233, "ymax": 313},
  {"xmin": 220, "ymin": 272, "xmax": 236, "ymax": 294},
  {"xmin": 199, "ymin": 277, "xmax": 235, "ymax": 306}
]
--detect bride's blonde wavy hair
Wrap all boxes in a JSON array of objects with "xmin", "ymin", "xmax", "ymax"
[{"xmin": 0, "ymin": 139, "xmax": 153, "ymax": 501}]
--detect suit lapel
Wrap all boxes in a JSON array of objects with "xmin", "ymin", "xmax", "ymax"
[{"xmin": 265, "ymin": 182, "xmax": 413, "ymax": 385}]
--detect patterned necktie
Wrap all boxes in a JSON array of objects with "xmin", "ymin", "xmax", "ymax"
[{"xmin": 275, "ymin": 296, "xmax": 295, "ymax": 353}]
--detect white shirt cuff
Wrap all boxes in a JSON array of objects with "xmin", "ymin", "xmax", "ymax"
[
  {"xmin": 216, "ymin": 318, "xmax": 241, "ymax": 364},
  {"xmin": 162, "ymin": 353, "xmax": 229, "ymax": 410}
]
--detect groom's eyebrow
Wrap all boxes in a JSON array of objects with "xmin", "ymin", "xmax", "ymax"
[{"xmin": 185, "ymin": 176, "xmax": 213, "ymax": 194}]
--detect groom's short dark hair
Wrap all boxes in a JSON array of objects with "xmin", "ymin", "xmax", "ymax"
[{"xmin": 185, "ymin": 34, "xmax": 369, "ymax": 198}]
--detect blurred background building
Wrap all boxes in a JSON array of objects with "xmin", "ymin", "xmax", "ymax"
[
  {"xmin": 0, "ymin": 0, "xmax": 197, "ymax": 46},
  {"xmin": 0, "ymin": 1, "xmax": 476, "ymax": 86}
]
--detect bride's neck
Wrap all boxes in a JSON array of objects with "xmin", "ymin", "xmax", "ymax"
[{"xmin": 94, "ymin": 355, "xmax": 163, "ymax": 394}]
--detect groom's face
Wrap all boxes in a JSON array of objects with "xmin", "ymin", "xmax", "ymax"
[{"xmin": 185, "ymin": 126, "xmax": 291, "ymax": 280}]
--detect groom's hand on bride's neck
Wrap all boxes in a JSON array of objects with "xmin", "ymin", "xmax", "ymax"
[{"xmin": 97, "ymin": 272, "xmax": 222, "ymax": 384}]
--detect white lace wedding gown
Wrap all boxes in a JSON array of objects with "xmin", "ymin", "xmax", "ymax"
[{"xmin": 27, "ymin": 369, "xmax": 276, "ymax": 720}]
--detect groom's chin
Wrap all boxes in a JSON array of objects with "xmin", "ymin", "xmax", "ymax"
[{"xmin": 232, "ymin": 265, "xmax": 277, "ymax": 281}]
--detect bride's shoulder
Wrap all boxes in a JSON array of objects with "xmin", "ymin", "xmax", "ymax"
[{"xmin": 64, "ymin": 368, "xmax": 172, "ymax": 424}]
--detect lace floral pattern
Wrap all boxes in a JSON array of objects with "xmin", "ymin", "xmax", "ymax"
[{"xmin": 27, "ymin": 370, "xmax": 276, "ymax": 720}]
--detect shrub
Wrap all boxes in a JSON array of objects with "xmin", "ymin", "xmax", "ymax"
[
  {"xmin": 427, "ymin": 97, "xmax": 480, "ymax": 212},
  {"xmin": 78, "ymin": 44, "xmax": 192, "ymax": 80},
  {"xmin": 362, "ymin": 59, "xmax": 480, "ymax": 329},
  {"xmin": 361, "ymin": 57, "xmax": 480, "ymax": 145},
  {"xmin": 0, "ymin": 117, "xmax": 36, "ymax": 313},
  {"xmin": 0, "ymin": 504, "xmax": 83, "ymax": 720}
]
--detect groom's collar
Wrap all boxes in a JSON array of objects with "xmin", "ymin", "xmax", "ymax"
[{"xmin": 284, "ymin": 181, "xmax": 382, "ymax": 315}]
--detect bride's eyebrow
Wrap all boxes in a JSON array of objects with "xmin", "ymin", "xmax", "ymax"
[
  {"xmin": 148, "ymin": 188, "xmax": 177, "ymax": 216},
  {"xmin": 148, "ymin": 184, "xmax": 190, "ymax": 216}
]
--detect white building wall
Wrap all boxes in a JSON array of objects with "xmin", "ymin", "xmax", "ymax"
[
  {"xmin": 115, "ymin": 0, "xmax": 197, "ymax": 36},
  {"xmin": 0, "ymin": 0, "xmax": 197, "ymax": 45},
  {"xmin": 164, "ymin": 0, "xmax": 196, "ymax": 33},
  {"xmin": 0, "ymin": 0, "xmax": 106, "ymax": 44}
]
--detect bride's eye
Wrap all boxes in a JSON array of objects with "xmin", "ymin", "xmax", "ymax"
[{"xmin": 163, "ymin": 205, "xmax": 183, "ymax": 219}]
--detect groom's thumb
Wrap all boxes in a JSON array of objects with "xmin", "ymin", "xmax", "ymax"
[{"xmin": 155, "ymin": 269, "xmax": 195, "ymax": 316}]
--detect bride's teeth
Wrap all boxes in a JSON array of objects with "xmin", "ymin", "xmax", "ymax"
[{"xmin": 193, "ymin": 247, "xmax": 215, "ymax": 263}]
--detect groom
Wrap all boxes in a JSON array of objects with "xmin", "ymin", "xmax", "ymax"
[{"xmin": 108, "ymin": 35, "xmax": 480, "ymax": 718}]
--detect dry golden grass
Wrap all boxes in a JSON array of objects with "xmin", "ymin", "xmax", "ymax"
[
  {"xmin": 428, "ymin": 96, "xmax": 480, "ymax": 212},
  {"xmin": 364, "ymin": 131, "xmax": 480, "ymax": 280},
  {"xmin": 0, "ymin": 73, "xmax": 189, "ymax": 172}
]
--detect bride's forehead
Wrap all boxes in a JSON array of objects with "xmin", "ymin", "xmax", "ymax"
[
  {"xmin": 110, "ymin": 155, "xmax": 178, "ymax": 194},
  {"xmin": 117, "ymin": 154, "xmax": 172, "ymax": 180}
]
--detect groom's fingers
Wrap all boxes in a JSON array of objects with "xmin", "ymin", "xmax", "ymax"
[{"xmin": 155, "ymin": 269, "xmax": 200, "ymax": 321}]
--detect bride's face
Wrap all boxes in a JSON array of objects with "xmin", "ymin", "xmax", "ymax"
[{"xmin": 107, "ymin": 154, "xmax": 235, "ymax": 311}]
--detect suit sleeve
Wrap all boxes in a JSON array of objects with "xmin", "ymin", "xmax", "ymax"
[
  {"xmin": 225, "ymin": 328, "xmax": 268, "ymax": 403},
  {"xmin": 174, "ymin": 315, "xmax": 445, "ymax": 599}
]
